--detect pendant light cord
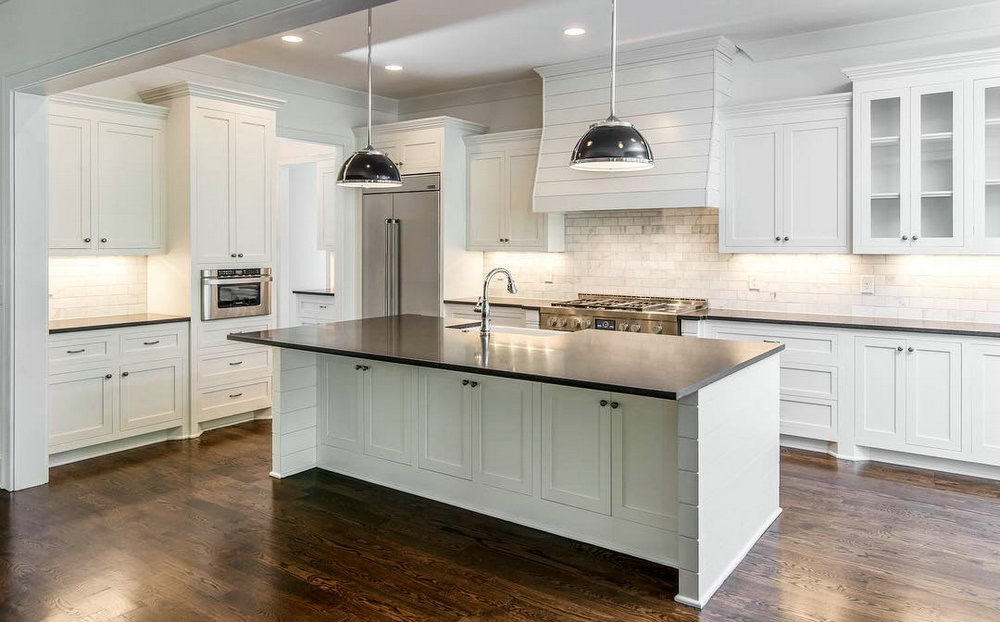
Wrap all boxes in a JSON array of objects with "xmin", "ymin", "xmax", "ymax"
[
  {"xmin": 609, "ymin": 0, "xmax": 617, "ymax": 120},
  {"xmin": 367, "ymin": 8, "xmax": 373, "ymax": 148}
]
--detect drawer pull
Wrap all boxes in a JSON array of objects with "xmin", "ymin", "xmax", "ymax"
[
  {"xmin": 763, "ymin": 339, "xmax": 780, "ymax": 343},
  {"xmin": 229, "ymin": 392, "xmax": 243, "ymax": 399},
  {"xmin": 66, "ymin": 348, "xmax": 86, "ymax": 354},
  {"xmin": 143, "ymin": 340, "xmax": 160, "ymax": 346},
  {"xmin": 229, "ymin": 360, "xmax": 244, "ymax": 366},
  {"xmin": 319, "ymin": 305, "xmax": 328, "ymax": 309}
]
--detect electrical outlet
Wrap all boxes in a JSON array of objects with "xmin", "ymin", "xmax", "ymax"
[
  {"xmin": 861, "ymin": 276, "xmax": 875, "ymax": 295},
  {"xmin": 748, "ymin": 278, "xmax": 760, "ymax": 291}
]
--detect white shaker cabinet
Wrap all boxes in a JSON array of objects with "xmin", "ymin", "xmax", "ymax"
[
  {"xmin": 48, "ymin": 366, "xmax": 117, "ymax": 449},
  {"xmin": 465, "ymin": 129, "xmax": 565, "ymax": 252},
  {"xmin": 363, "ymin": 360, "xmax": 413, "ymax": 465},
  {"xmin": 720, "ymin": 94, "xmax": 851, "ymax": 253},
  {"xmin": 193, "ymin": 107, "xmax": 274, "ymax": 263},
  {"xmin": 965, "ymin": 343, "xmax": 1000, "ymax": 465},
  {"xmin": 473, "ymin": 375, "xmax": 533, "ymax": 495},
  {"xmin": 540, "ymin": 385, "xmax": 611, "ymax": 514},
  {"xmin": 48, "ymin": 94, "xmax": 167, "ymax": 255},
  {"xmin": 417, "ymin": 368, "xmax": 473, "ymax": 479}
]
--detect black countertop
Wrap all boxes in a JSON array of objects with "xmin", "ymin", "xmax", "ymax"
[
  {"xmin": 49, "ymin": 313, "xmax": 190, "ymax": 334},
  {"xmin": 293, "ymin": 289, "xmax": 336, "ymax": 297},
  {"xmin": 228, "ymin": 314, "xmax": 783, "ymax": 400},
  {"xmin": 681, "ymin": 309, "xmax": 1000, "ymax": 338}
]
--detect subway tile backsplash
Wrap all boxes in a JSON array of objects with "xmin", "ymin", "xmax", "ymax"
[
  {"xmin": 485, "ymin": 208, "xmax": 1000, "ymax": 323},
  {"xmin": 49, "ymin": 256, "xmax": 148, "ymax": 320}
]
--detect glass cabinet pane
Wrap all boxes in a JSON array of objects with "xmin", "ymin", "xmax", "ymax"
[
  {"xmin": 870, "ymin": 97, "xmax": 902, "ymax": 239},
  {"xmin": 987, "ymin": 86, "xmax": 1000, "ymax": 238},
  {"xmin": 918, "ymin": 91, "xmax": 955, "ymax": 238}
]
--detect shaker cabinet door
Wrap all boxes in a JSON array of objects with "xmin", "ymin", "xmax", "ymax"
[
  {"xmin": 119, "ymin": 358, "xmax": 183, "ymax": 432},
  {"xmin": 782, "ymin": 119, "xmax": 849, "ymax": 250},
  {"xmin": 49, "ymin": 367, "xmax": 117, "ymax": 450},
  {"xmin": 194, "ymin": 108, "xmax": 236, "ymax": 262},
  {"xmin": 48, "ymin": 115, "xmax": 94, "ymax": 251},
  {"xmin": 904, "ymin": 339, "xmax": 961, "ymax": 452},
  {"xmin": 96, "ymin": 122, "xmax": 163, "ymax": 252},
  {"xmin": 540, "ymin": 385, "xmax": 611, "ymax": 514},
  {"xmin": 417, "ymin": 368, "xmax": 472, "ymax": 479},
  {"xmin": 473, "ymin": 376, "xmax": 533, "ymax": 495},
  {"xmin": 233, "ymin": 113, "xmax": 272, "ymax": 263},
  {"xmin": 723, "ymin": 126, "xmax": 782, "ymax": 249},
  {"xmin": 855, "ymin": 336, "xmax": 906, "ymax": 448},
  {"xmin": 363, "ymin": 361, "xmax": 413, "ymax": 465},
  {"xmin": 467, "ymin": 151, "xmax": 505, "ymax": 249}
]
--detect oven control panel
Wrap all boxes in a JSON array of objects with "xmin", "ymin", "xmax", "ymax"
[{"xmin": 216, "ymin": 268, "xmax": 262, "ymax": 278}]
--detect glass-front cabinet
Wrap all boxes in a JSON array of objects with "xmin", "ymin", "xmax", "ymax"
[
  {"xmin": 975, "ymin": 78, "xmax": 1000, "ymax": 250},
  {"xmin": 858, "ymin": 84, "xmax": 964, "ymax": 252}
]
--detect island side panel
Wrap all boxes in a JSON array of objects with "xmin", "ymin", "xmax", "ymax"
[
  {"xmin": 675, "ymin": 355, "xmax": 781, "ymax": 608},
  {"xmin": 270, "ymin": 348, "xmax": 319, "ymax": 478}
]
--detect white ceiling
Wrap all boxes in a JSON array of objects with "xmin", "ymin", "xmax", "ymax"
[{"xmin": 210, "ymin": 0, "xmax": 999, "ymax": 99}]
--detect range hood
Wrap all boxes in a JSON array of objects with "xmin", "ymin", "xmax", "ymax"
[{"xmin": 533, "ymin": 36, "xmax": 735, "ymax": 213}]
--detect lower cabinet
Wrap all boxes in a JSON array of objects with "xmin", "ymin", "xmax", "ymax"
[
  {"xmin": 855, "ymin": 335, "xmax": 961, "ymax": 453},
  {"xmin": 966, "ymin": 343, "xmax": 1000, "ymax": 465},
  {"xmin": 540, "ymin": 385, "xmax": 611, "ymax": 514},
  {"xmin": 363, "ymin": 361, "xmax": 413, "ymax": 465},
  {"xmin": 473, "ymin": 375, "xmax": 533, "ymax": 494},
  {"xmin": 417, "ymin": 368, "xmax": 472, "ymax": 479},
  {"xmin": 48, "ymin": 322, "xmax": 189, "ymax": 455}
]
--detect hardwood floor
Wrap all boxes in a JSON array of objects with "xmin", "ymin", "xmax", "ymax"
[{"xmin": 1, "ymin": 422, "xmax": 998, "ymax": 621}]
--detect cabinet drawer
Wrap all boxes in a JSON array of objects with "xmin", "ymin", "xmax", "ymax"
[
  {"xmin": 200, "ymin": 318, "xmax": 272, "ymax": 350},
  {"xmin": 198, "ymin": 349, "xmax": 271, "ymax": 387},
  {"xmin": 199, "ymin": 379, "xmax": 271, "ymax": 423},
  {"xmin": 780, "ymin": 363, "xmax": 837, "ymax": 400},
  {"xmin": 712, "ymin": 323, "xmax": 838, "ymax": 364},
  {"xmin": 297, "ymin": 298, "xmax": 337, "ymax": 319},
  {"xmin": 48, "ymin": 335, "xmax": 115, "ymax": 371},
  {"xmin": 120, "ymin": 328, "xmax": 183, "ymax": 362},
  {"xmin": 780, "ymin": 396, "xmax": 838, "ymax": 441}
]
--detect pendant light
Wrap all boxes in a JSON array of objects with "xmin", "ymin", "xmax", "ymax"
[
  {"xmin": 337, "ymin": 8, "xmax": 402, "ymax": 187},
  {"xmin": 569, "ymin": 0, "xmax": 653, "ymax": 171}
]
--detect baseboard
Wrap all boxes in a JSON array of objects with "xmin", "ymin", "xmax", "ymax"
[
  {"xmin": 49, "ymin": 426, "xmax": 184, "ymax": 467},
  {"xmin": 674, "ymin": 507, "xmax": 782, "ymax": 609}
]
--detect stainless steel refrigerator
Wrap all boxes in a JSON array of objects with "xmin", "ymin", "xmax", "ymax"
[{"xmin": 361, "ymin": 173, "xmax": 441, "ymax": 318}]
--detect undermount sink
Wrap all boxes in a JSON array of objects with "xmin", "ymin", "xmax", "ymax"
[{"xmin": 447, "ymin": 322, "xmax": 562, "ymax": 337}]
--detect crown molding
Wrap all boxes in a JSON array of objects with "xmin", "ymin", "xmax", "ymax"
[
  {"xmin": 535, "ymin": 35, "xmax": 736, "ymax": 79},
  {"xmin": 138, "ymin": 81, "xmax": 286, "ymax": 110},
  {"xmin": 355, "ymin": 116, "xmax": 488, "ymax": 137},
  {"xmin": 721, "ymin": 93, "xmax": 852, "ymax": 119},
  {"xmin": 844, "ymin": 47, "xmax": 1000, "ymax": 80},
  {"xmin": 464, "ymin": 128, "xmax": 541, "ymax": 146},
  {"xmin": 48, "ymin": 92, "xmax": 168, "ymax": 118}
]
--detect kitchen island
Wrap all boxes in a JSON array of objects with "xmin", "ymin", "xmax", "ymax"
[{"xmin": 229, "ymin": 315, "xmax": 784, "ymax": 608}]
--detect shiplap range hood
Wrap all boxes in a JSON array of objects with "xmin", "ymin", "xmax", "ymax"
[{"xmin": 533, "ymin": 36, "xmax": 735, "ymax": 213}]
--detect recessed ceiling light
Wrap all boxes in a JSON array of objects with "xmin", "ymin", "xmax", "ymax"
[
  {"xmin": 384, "ymin": 64, "xmax": 403, "ymax": 71},
  {"xmin": 563, "ymin": 26, "xmax": 586, "ymax": 36},
  {"xmin": 281, "ymin": 34, "xmax": 304, "ymax": 43}
]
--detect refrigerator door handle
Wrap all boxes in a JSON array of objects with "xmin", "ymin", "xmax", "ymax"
[{"xmin": 385, "ymin": 218, "xmax": 401, "ymax": 315}]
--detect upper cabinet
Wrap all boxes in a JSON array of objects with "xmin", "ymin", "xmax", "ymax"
[
  {"xmin": 141, "ymin": 82, "xmax": 283, "ymax": 265},
  {"xmin": 720, "ymin": 94, "xmax": 851, "ymax": 254},
  {"xmin": 49, "ymin": 94, "xmax": 167, "ymax": 255},
  {"xmin": 465, "ymin": 129, "xmax": 564, "ymax": 252},
  {"xmin": 846, "ymin": 50, "xmax": 1000, "ymax": 254}
]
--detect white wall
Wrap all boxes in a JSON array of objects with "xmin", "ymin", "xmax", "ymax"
[{"xmin": 397, "ymin": 77, "xmax": 542, "ymax": 132}]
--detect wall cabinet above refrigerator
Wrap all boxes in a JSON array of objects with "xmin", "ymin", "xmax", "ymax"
[
  {"xmin": 48, "ymin": 94, "xmax": 167, "ymax": 255},
  {"xmin": 846, "ymin": 49, "xmax": 1000, "ymax": 254}
]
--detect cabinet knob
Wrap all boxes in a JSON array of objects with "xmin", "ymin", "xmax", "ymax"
[
  {"xmin": 610, "ymin": 401, "xmax": 620, "ymax": 409},
  {"xmin": 783, "ymin": 236, "xmax": 789, "ymax": 242},
  {"xmin": 907, "ymin": 346, "xmax": 914, "ymax": 353},
  {"xmin": 470, "ymin": 381, "xmax": 479, "ymax": 388},
  {"xmin": 84, "ymin": 237, "xmax": 91, "ymax": 243},
  {"xmin": 238, "ymin": 253, "xmax": 244, "ymax": 258},
  {"xmin": 911, "ymin": 235, "xmax": 918, "ymax": 241},
  {"xmin": 230, "ymin": 253, "xmax": 238, "ymax": 258},
  {"xmin": 901, "ymin": 235, "xmax": 909, "ymax": 240},
  {"xmin": 600, "ymin": 399, "xmax": 609, "ymax": 407},
  {"xmin": 897, "ymin": 345, "xmax": 904, "ymax": 352},
  {"xmin": 355, "ymin": 364, "xmax": 363, "ymax": 370},
  {"xmin": 775, "ymin": 236, "xmax": 781, "ymax": 241},
  {"xmin": 104, "ymin": 373, "xmax": 113, "ymax": 380},
  {"xmin": 121, "ymin": 371, "xmax": 129, "ymax": 377},
  {"xmin": 100, "ymin": 238, "xmax": 108, "ymax": 243},
  {"xmin": 462, "ymin": 379, "xmax": 470, "ymax": 385}
]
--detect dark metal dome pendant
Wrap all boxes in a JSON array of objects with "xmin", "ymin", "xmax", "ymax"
[
  {"xmin": 570, "ymin": 0, "xmax": 653, "ymax": 172},
  {"xmin": 338, "ymin": 8, "xmax": 402, "ymax": 188}
]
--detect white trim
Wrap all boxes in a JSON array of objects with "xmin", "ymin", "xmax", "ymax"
[
  {"xmin": 138, "ymin": 81, "xmax": 286, "ymax": 110},
  {"xmin": 354, "ymin": 115, "xmax": 487, "ymax": 137},
  {"xmin": 534, "ymin": 35, "xmax": 736, "ymax": 78},
  {"xmin": 674, "ymin": 507, "xmax": 782, "ymax": 609},
  {"xmin": 464, "ymin": 128, "xmax": 541, "ymax": 146},
  {"xmin": 721, "ymin": 93, "xmax": 851, "ymax": 120},
  {"xmin": 48, "ymin": 92, "xmax": 169, "ymax": 118},
  {"xmin": 844, "ymin": 47, "xmax": 1000, "ymax": 80}
]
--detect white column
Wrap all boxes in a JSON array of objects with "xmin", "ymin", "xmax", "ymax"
[
  {"xmin": 675, "ymin": 355, "xmax": 782, "ymax": 608},
  {"xmin": 270, "ymin": 348, "xmax": 318, "ymax": 478}
]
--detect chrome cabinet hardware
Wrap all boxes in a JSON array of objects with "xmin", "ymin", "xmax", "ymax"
[
  {"xmin": 66, "ymin": 348, "xmax": 86, "ymax": 354},
  {"xmin": 143, "ymin": 340, "xmax": 160, "ymax": 346}
]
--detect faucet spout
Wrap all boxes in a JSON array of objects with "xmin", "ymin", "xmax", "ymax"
[{"xmin": 480, "ymin": 267, "xmax": 518, "ymax": 335}]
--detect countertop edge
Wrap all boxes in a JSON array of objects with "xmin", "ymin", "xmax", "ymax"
[
  {"xmin": 49, "ymin": 316, "xmax": 191, "ymax": 334},
  {"xmin": 227, "ymin": 332, "xmax": 784, "ymax": 400},
  {"xmin": 680, "ymin": 312, "xmax": 1000, "ymax": 339}
]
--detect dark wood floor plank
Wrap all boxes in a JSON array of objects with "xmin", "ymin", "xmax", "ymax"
[{"xmin": 1, "ymin": 421, "xmax": 997, "ymax": 621}]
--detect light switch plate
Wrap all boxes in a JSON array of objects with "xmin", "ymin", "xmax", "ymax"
[{"xmin": 861, "ymin": 276, "xmax": 875, "ymax": 295}]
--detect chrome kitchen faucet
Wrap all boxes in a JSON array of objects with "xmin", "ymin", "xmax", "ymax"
[{"xmin": 476, "ymin": 267, "xmax": 518, "ymax": 335}]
